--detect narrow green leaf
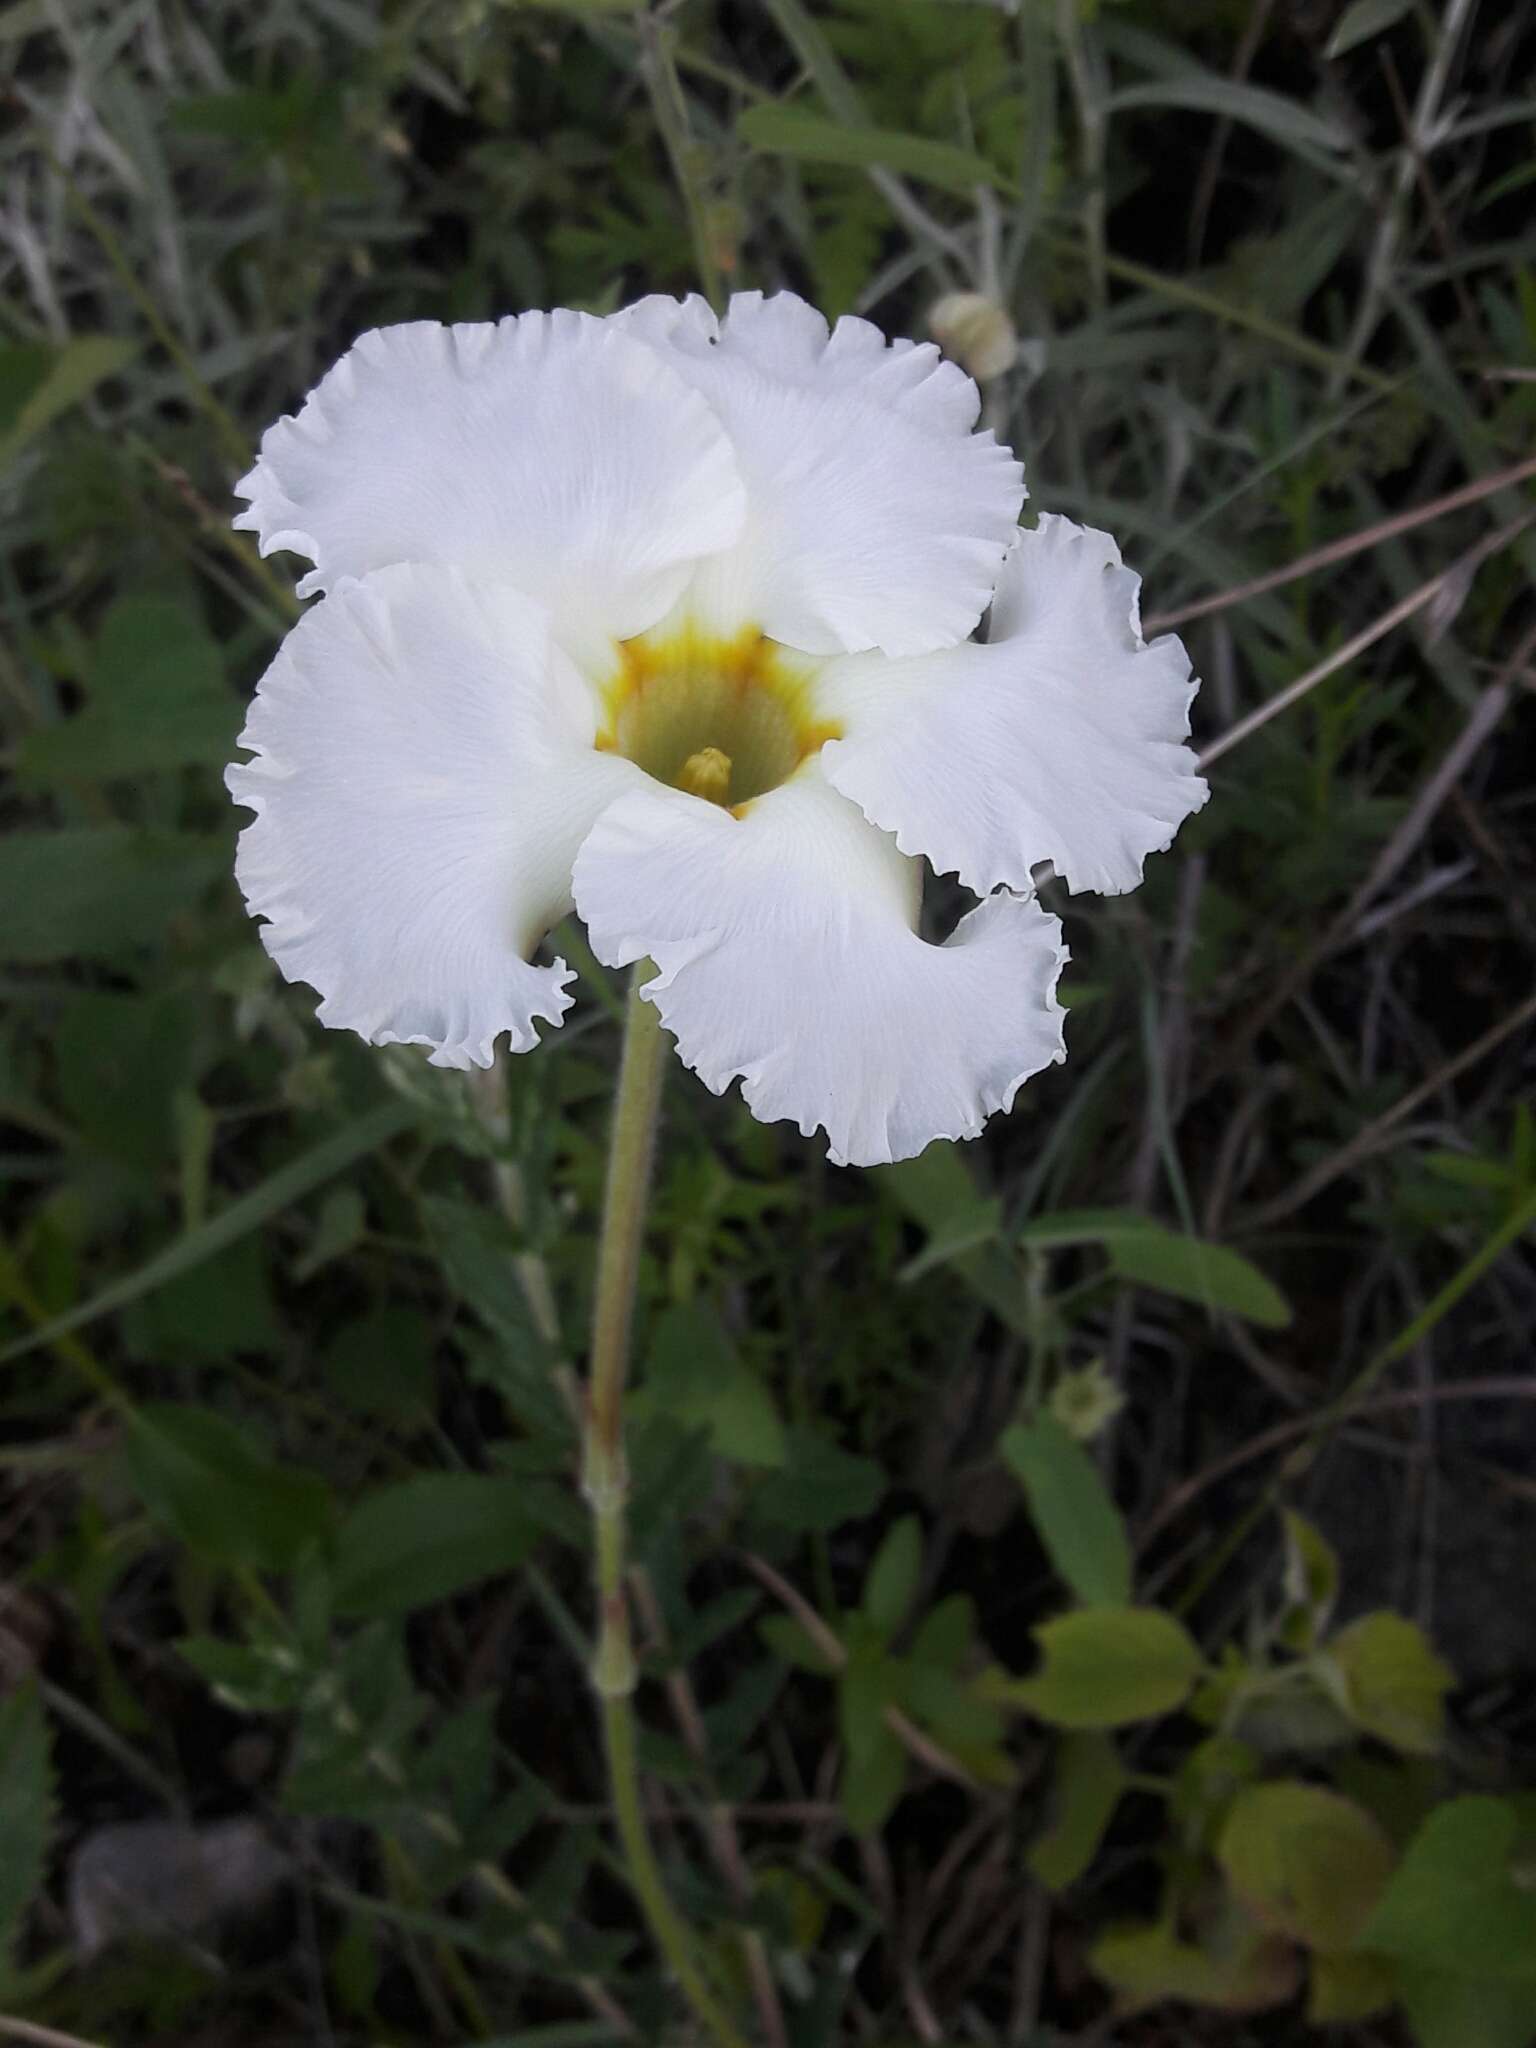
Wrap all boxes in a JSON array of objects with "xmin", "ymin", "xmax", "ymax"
[
  {"xmin": 739, "ymin": 102, "xmax": 1014, "ymax": 198},
  {"xmin": 1000, "ymin": 1415, "xmax": 1133, "ymax": 1607},
  {"xmin": 0, "ymin": 1101, "xmax": 416, "ymax": 1365},
  {"xmin": 126, "ymin": 1403, "xmax": 333, "ymax": 1571},
  {"xmin": 863, "ymin": 1516, "xmax": 922, "ymax": 1637},
  {"xmin": 0, "ymin": 1684, "xmax": 54, "ymax": 1968},
  {"xmin": 1325, "ymin": 0, "xmax": 1413, "ymax": 60},
  {"xmin": 1019, "ymin": 1209, "xmax": 1290, "ymax": 1326},
  {"xmin": 1104, "ymin": 78, "xmax": 1351, "ymax": 161},
  {"xmin": 331, "ymin": 1474, "xmax": 537, "ymax": 1618},
  {"xmin": 0, "ymin": 335, "xmax": 136, "ymax": 460},
  {"xmin": 994, "ymin": 1607, "xmax": 1203, "ymax": 1728}
]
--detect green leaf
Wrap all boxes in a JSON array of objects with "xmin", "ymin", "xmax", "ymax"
[
  {"xmin": 125, "ymin": 1403, "xmax": 333, "ymax": 1571},
  {"xmin": 331, "ymin": 1474, "xmax": 537, "ymax": 1618},
  {"xmin": 1397, "ymin": 1967, "xmax": 1536, "ymax": 2048},
  {"xmin": 1090, "ymin": 1912, "xmax": 1299, "ymax": 2013},
  {"xmin": 738, "ymin": 102, "xmax": 1013, "ymax": 198},
  {"xmin": 1325, "ymin": 0, "xmax": 1413, "ymax": 60},
  {"xmin": 1104, "ymin": 77, "xmax": 1351, "ymax": 161},
  {"xmin": 0, "ymin": 1683, "xmax": 54, "ymax": 1969},
  {"xmin": 1308, "ymin": 1950, "xmax": 1396, "ymax": 2023},
  {"xmin": 1278, "ymin": 1509, "xmax": 1339, "ymax": 1649},
  {"xmin": 994, "ymin": 1607, "xmax": 1203, "ymax": 1728},
  {"xmin": 323, "ymin": 1306, "xmax": 438, "ymax": 1419},
  {"xmin": 1029, "ymin": 1732, "xmax": 1127, "ymax": 1890},
  {"xmin": 423, "ymin": 1195, "xmax": 549, "ymax": 1358},
  {"xmin": 1000, "ymin": 1415, "xmax": 1132, "ymax": 1607},
  {"xmin": 1019, "ymin": 1209, "xmax": 1291, "ymax": 1327},
  {"xmin": 839, "ymin": 1646, "xmax": 906, "ymax": 1833},
  {"xmin": 19, "ymin": 597, "xmax": 236, "ymax": 785},
  {"xmin": 1322, "ymin": 1612, "xmax": 1453, "ymax": 1756},
  {"xmin": 758, "ymin": 1614, "xmax": 840, "ymax": 1677},
  {"xmin": 863, "ymin": 1516, "xmax": 922, "ymax": 1636},
  {"xmin": 0, "ymin": 1101, "xmax": 416, "ymax": 1365},
  {"xmin": 1218, "ymin": 1781, "xmax": 1396, "ymax": 1951},
  {"xmin": 0, "ymin": 827, "xmax": 226, "ymax": 962},
  {"xmin": 750, "ymin": 1426, "xmax": 884, "ymax": 1533},
  {"xmin": 0, "ymin": 335, "xmax": 136, "ymax": 461},
  {"xmin": 640, "ymin": 1303, "xmax": 786, "ymax": 1468},
  {"xmin": 1360, "ymin": 1797, "xmax": 1536, "ymax": 1981}
]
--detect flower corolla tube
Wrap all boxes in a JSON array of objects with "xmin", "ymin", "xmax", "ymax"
[{"xmin": 227, "ymin": 292, "xmax": 1207, "ymax": 1167}]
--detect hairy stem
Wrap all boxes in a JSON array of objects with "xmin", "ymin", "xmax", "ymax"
[{"xmin": 583, "ymin": 971, "xmax": 749, "ymax": 2048}]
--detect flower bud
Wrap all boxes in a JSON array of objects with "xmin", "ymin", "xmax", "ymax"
[{"xmin": 928, "ymin": 291, "xmax": 1019, "ymax": 383}]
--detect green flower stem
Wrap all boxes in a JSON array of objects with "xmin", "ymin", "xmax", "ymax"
[{"xmin": 583, "ymin": 969, "xmax": 749, "ymax": 2048}]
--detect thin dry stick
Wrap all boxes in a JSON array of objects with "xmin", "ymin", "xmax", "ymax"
[
  {"xmin": 739, "ymin": 1554, "xmax": 979, "ymax": 1790},
  {"xmin": 1145, "ymin": 448, "xmax": 1536, "ymax": 635},
  {"xmin": 1192, "ymin": 613, "xmax": 1535, "ymax": 1095},
  {"xmin": 1138, "ymin": 1375, "xmax": 1536, "ymax": 1553},
  {"xmin": 0, "ymin": 2021, "xmax": 106, "ymax": 2048},
  {"xmin": 1243, "ymin": 985, "xmax": 1536, "ymax": 1231},
  {"xmin": 1196, "ymin": 507, "xmax": 1529, "ymax": 771}
]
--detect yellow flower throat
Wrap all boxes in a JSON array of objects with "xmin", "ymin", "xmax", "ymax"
[{"xmin": 595, "ymin": 621, "xmax": 840, "ymax": 813}]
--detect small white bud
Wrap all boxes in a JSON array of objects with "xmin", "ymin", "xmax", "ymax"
[{"xmin": 928, "ymin": 291, "xmax": 1019, "ymax": 383}]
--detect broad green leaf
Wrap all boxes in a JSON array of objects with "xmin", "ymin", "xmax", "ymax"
[
  {"xmin": 1029, "ymin": 1732, "xmax": 1127, "ymax": 1890},
  {"xmin": 0, "ymin": 827, "xmax": 226, "ymax": 962},
  {"xmin": 1308, "ymin": 1950, "xmax": 1396, "ymax": 2022},
  {"xmin": 639, "ymin": 1303, "xmax": 785, "ymax": 1468},
  {"xmin": 1000, "ymin": 1415, "xmax": 1133, "ymax": 1607},
  {"xmin": 1019, "ymin": 1209, "xmax": 1290, "ymax": 1326},
  {"xmin": 863, "ymin": 1516, "xmax": 922, "ymax": 1636},
  {"xmin": 750, "ymin": 1426, "xmax": 884, "ymax": 1533},
  {"xmin": 125, "ymin": 1403, "xmax": 333, "ymax": 1571},
  {"xmin": 1218, "ymin": 1782, "xmax": 1395, "ymax": 1951},
  {"xmin": 1360, "ymin": 1797, "xmax": 1536, "ymax": 1981},
  {"xmin": 993, "ymin": 1607, "xmax": 1203, "ymax": 1728},
  {"xmin": 1090, "ymin": 1912, "xmax": 1298, "ymax": 2013},
  {"xmin": 0, "ymin": 1684, "xmax": 53, "ymax": 1968},
  {"xmin": 178, "ymin": 1635, "xmax": 309, "ymax": 1715},
  {"xmin": 19, "ymin": 597, "xmax": 236, "ymax": 785},
  {"xmin": 0, "ymin": 1102, "xmax": 415, "ymax": 1364},
  {"xmin": 1397, "ymin": 1966, "xmax": 1536, "ymax": 2048},
  {"xmin": 739, "ymin": 102, "xmax": 1013, "ymax": 197},
  {"xmin": 1325, "ymin": 0, "xmax": 1413, "ymax": 60},
  {"xmin": 1322, "ymin": 1612, "xmax": 1453, "ymax": 1756},
  {"xmin": 331, "ymin": 1474, "xmax": 537, "ymax": 1618},
  {"xmin": 0, "ymin": 335, "xmax": 135, "ymax": 460},
  {"xmin": 323, "ymin": 1306, "xmax": 438, "ymax": 1419},
  {"xmin": 897, "ymin": 1194, "xmax": 1001, "ymax": 1281}
]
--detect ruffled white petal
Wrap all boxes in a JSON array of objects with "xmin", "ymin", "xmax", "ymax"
[
  {"xmin": 234, "ymin": 312, "xmax": 747, "ymax": 646},
  {"xmin": 226, "ymin": 563, "xmax": 640, "ymax": 1068},
  {"xmin": 818, "ymin": 514, "xmax": 1208, "ymax": 898},
  {"xmin": 571, "ymin": 769, "xmax": 1067, "ymax": 1167},
  {"xmin": 613, "ymin": 291, "xmax": 1024, "ymax": 660}
]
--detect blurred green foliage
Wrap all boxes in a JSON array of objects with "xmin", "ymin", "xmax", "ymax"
[{"xmin": 2, "ymin": 1, "xmax": 1535, "ymax": 2043}]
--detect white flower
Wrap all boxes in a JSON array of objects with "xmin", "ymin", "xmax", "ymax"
[{"xmin": 227, "ymin": 292, "xmax": 1206, "ymax": 1168}]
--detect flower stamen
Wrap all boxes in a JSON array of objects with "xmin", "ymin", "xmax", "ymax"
[{"xmin": 678, "ymin": 745, "xmax": 733, "ymax": 806}]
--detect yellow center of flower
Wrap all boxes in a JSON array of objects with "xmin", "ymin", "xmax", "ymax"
[{"xmin": 595, "ymin": 621, "xmax": 840, "ymax": 812}]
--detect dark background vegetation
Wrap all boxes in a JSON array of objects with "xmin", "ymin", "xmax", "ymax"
[{"xmin": 2, "ymin": 2, "xmax": 1534, "ymax": 2044}]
